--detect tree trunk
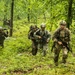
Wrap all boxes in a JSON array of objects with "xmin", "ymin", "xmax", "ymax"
[
  {"xmin": 10, "ymin": 0, "xmax": 14, "ymax": 36},
  {"xmin": 67, "ymin": 0, "xmax": 73, "ymax": 29},
  {"xmin": 27, "ymin": 8, "xmax": 30, "ymax": 23},
  {"xmin": 3, "ymin": 1, "xmax": 8, "ymax": 26},
  {"xmin": 27, "ymin": 0, "xmax": 30, "ymax": 23},
  {"xmin": 50, "ymin": 0, "xmax": 53, "ymax": 31}
]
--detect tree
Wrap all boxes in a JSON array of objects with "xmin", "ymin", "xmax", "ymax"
[
  {"xmin": 67, "ymin": 0, "xmax": 73, "ymax": 29},
  {"xmin": 10, "ymin": 0, "xmax": 14, "ymax": 36},
  {"xmin": 3, "ymin": 0, "xmax": 8, "ymax": 25}
]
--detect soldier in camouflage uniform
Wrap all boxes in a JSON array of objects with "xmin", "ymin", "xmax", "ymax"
[
  {"xmin": 0, "ymin": 27, "xmax": 8, "ymax": 48},
  {"xmin": 52, "ymin": 20, "xmax": 71, "ymax": 66},
  {"xmin": 34, "ymin": 23, "xmax": 51, "ymax": 56},
  {"xmin": 28, "ymin": 25, "xmax": 39, "ymax": 55}
]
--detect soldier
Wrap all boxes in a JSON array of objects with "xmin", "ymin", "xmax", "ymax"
[
  {"xmin": 0, "ymin": 27, "xmax": 8, "ymax": 48},
  {"xmin": 52, "ymin": 20, "xmax": 71, "ymax": 66},
  {"xmin": 28, "ymin": 25, "xmax": 39, "ymax": 55},
  {"xmin": 34, "ymin": 23, "xmax": 51, "ymax": 56}
]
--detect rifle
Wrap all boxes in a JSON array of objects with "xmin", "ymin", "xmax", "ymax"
[
  {"xmin": 60, "ymin": 40, "xmax": 75, "ymax": 57},
  {"xmin": 39, "ymin": 32, "xmax": 48, "ymax": 44},
  {"xmin": 55, "ymin": 34, "xmax": 72, "ymax": 53},
  {"xmin": 51, "ymin": 40, "xmax": 72, "ymax": 53},
  {"xmin": 41, "ymin": 36, "xmax": 47, "ymax": 43},
  {"xmin": 60, "ymin": 41, "xmax": 72, "ymax": 53},
  {"xmin": 55, "ymin": 32, "xmax": 72, "ymax": 53}
]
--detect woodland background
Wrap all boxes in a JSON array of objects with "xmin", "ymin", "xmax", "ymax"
[{"xmin": 0, "ymin": 0, "xmax": 75, "ymax": 75}]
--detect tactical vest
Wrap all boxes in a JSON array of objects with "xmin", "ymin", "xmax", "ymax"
[
  {"xmin": 35, "ymin": 29, "xmax": 49, "ymax": 44},
  {"xmin": 36, "ymin": 29, "xmax": 48, "ymax": 37},
  {"xmin": 56, "ymin": 28, "xmax": 70, "ymax": 42}
]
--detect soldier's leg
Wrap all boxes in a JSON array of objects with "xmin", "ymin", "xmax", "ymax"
[
  {"xmin": 54, "ymin": 47, "xmax": 61, "ymax": 66},
  {"xmin": 1, "ymin": 42, "xmax": 4, "ymax": 48},
  {"xmin": 34, "ymin": 43, "xmax": 38, "ymax": 55},
  {"xmin": 42, "ymin": 44, "xmax": 48, "ymax": 56},
  {"xmin": 62, "ymin": 47, "xmax": 68, "ymax": 64},
  {"xmin": 38, "ymin": 43, "xmax": 43, "ymax": 53},
  {"xmin": 32, "ymin": 41, "xmax": 38, "ymax": 55},
  {"xmin": 32, "ymin": 41, "xmax": 35, "ymax": 55},
  {"xmin": 0, "ymin": 41, "xmax": 4, "ymax": 48}
]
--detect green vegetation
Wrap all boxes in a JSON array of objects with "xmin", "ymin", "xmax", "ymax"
[
  {"xmin": 0, "ymin": 20, "xmax": 75, "ymax": 75},
  {"xmin": 0, "ymin": 0, "xmax": 75, "ymax": 75}
]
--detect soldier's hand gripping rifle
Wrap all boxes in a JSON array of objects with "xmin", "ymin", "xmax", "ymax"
[
  {"xmin": 41, "ymin": 36, "xmax": 48, "ymax": 43},
  {"xmin": 60, "ymin": 40, "xmax": 72, "ymax": 53},
  {"xmin": 59, "ymin": 40, "xmax": 75, "ymax": 56},
  {"xmin": 51, "ymin": 40, "xmax": 72, "ymax": 53},
  {"xmin": 56, "ymin": 35, "xmax": 72, "ymax": 53}
]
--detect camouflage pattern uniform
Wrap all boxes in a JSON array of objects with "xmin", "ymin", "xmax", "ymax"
[
  {"xmin": 52, "ymin": 20, "xmax": 71, "ymax": 66},
  {"xmin": 0, "ymin": 27, "xmax": 8, "ymax": 48},
  {"xmin": 28, "ymin": 25, "xmax": 39, "ymax": 55},
  {"xmin": 34, "ymin": 23, "xmax": 51, "ymax": 56}
]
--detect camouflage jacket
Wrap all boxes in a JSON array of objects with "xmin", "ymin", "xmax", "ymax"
[
  {"xmin": 34, "ymin": 29, "xmax": 51, "ymax": 43},
  {"xmin": 0, "ymin": 31, "xmax": 8, "ymax": 41},
  {"xmin": 52, "ymin": 27, "xmax": 70, "ymax": 43}
]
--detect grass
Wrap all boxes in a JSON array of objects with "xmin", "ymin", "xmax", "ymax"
[{"xmin": 0, "ymin": 20, "xmax": 75, "ymax": 75}]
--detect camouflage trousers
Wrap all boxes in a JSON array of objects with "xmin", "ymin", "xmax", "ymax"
[
  {"xmin": 32, "ymin": 41, "xmax": 38, "ymax": 55},
  {"xmin": 53, "ymin": 43, "xmax": 68, "ymax": 66},
  {"xmin": 0, "ymin": 40, "xmax": 4, "ymax": 48},
  {"xmin": 38, "ymin": 43, "xmax": 48, "ymax": 56}
]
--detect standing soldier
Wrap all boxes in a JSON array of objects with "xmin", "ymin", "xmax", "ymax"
[
  {"xmin": 0, "ymin": 27, "xmax": 8, "ymax": 48},
  {"xmin": 52, "ymin": 20, "xmax": 71, "ymax": 66},
  {"xmin": 28, "ymin": 25, "xmax": 39, "ymax": 55},
  {"xmin": 34, "ymin": 23, "xmax": 51, "ymax": 56}
]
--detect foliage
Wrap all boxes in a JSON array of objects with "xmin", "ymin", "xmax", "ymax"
[
  {"xmin": 0, "ymin": 0, "xmax": 75, "ymax": 75},
  {"xmin": 0, "ymin": 20, "xmax": 75, "ymax": 75},
  {"xmin": 0, "ymin": 0, "xmax": 74, "ymax": 23}
]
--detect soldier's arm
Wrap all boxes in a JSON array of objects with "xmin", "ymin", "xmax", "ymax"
[
  {"xmin": 34, "ymin": 29, "xmax": 41, "ymax": 39},
  {"xmin": 28, "ymin": 31, "xmax": 34, "ymax": 40}
]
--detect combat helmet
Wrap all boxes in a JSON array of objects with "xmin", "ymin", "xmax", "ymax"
[
  {"xmin": 60, "ymin": 20, "xmax": 67, "ymax": 26},
  {"xmin": 40, "ymin": 23, "xmax": 46, "ymax": 28}
]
